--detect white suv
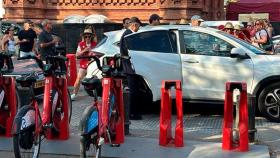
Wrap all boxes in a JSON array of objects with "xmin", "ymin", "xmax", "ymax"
[{"xmin": 88, "ymin": 25, "xmax": 280, "ymax": 122}]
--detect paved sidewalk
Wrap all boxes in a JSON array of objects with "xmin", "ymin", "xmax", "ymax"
[{"xmin": 0, "ymin": 135, "xmax": 270, "ymax": 158}]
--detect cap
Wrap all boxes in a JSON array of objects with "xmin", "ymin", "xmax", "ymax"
[
  {"xmin": 247, "ymin": 21, "xmax": 253, "ymax": 26},
  {"xmin": 23, "ymin": 19, "xmax": 33, "ymax": 24},
  {"xmin": 129, "ymin": 17, "xmax": 142, "ymax": 25},
  {"xmin": 149, "ymin": 14, "xmax": 162, "ymax": 23},
  {"xmin": 234, "ymin": 24, "xmax": 242, "ymax": 31},
  {"xmin": 191, "ymin": 15, "xmax": 204, "ymax": 22},
  {"xmin": 83, "ymin": 28, "xmax": 93, "ymax": 34},
  {"xmin": 224, "ymin": 22, "xmax": 234, "ymax": 29}
]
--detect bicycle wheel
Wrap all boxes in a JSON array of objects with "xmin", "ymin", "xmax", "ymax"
[
  {"xmin": 51, "ymin": 89, "xmax": 72, "ymax": 131},
  {"xmin": 13, "ymin": 105, "xmax": 41, "ymax": 158},
  {"xmin": 108, "ymin": 92, "xmax": 119, "ymax": 142},
  {"xmin": 80, "ymin": 105, "xmax": 101, "ymax": 158}
]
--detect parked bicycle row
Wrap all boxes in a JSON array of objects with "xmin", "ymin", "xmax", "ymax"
[{"xmin": 0, "ymin": 51, "xmax": 126, "ymax": 158}]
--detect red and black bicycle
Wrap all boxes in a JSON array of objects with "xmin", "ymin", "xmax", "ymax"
[
  {"xmin": 79, "ymin": 53, "xmax": 125, "ymax": 158},
  {"xmin": 12, "ymin": 55, "xmax": 72, "ymax": 158}
]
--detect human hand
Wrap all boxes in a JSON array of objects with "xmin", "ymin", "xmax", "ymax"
[
  {"xmin": 22, "ymin": 39, "xmax": 28, "ymax": 42},
  {"xmin": 84, "ymin": 47, "xmax": 91, "ymax": 52}
]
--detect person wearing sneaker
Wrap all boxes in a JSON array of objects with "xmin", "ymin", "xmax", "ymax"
[{"xmin": 71, "ymin": 26, "xmax": 97, "ymax": 100}]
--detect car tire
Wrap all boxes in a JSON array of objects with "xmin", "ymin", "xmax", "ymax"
[{"xmin": 258, "ymin": 82, "xmax": 280, "ymax": 122}]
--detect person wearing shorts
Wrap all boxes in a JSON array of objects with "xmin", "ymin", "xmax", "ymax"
[{"xmin": 71, "ymin": 26, "xmax": 97, "ymax": 100}]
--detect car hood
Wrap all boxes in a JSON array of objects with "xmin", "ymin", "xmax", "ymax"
[
  {"xmin": 265, "ymin": 55, "xmax": 280, "ymax": 64},
  {"xmin": 10, "ymin": 58, "xmax": 44, "ymax": 80}
]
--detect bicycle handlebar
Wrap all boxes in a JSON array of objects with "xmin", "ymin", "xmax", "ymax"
[
  {"xmin": 46, "ymin": 55, "xmax": 68, "ymax": 62},
  {"xmin": 77, "ymin": 55, "xmax": 102, "ymax": 71}
]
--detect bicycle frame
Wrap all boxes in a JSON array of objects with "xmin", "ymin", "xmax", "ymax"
[{"xmin": 0, "ymin": 75, "xmax": 17, "ymax": 137}]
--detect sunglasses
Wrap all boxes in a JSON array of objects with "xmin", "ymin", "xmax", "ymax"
[{"xmin": 84, "ymin": 35, "xmax": 91, "ymax": 38}]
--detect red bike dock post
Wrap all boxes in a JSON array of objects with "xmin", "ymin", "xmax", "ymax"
[
  {"xmin": 45, "ymin": 77, "xmax": 70, "ymax": 140},
  {"xmin": 0, "ymin": 77, "xmax": 17, "ymax": 137},
  {"xmin": 159, "ymin": 80, "xmax": 184, "ymax": 147},
  {"xmin": 101, "ymin": 78, "xmax": 125, "ymax": 144},
  {"xmin": 66, "ymin": 54, "xmax": 77, "ymax": 86},
  {"xmin": 222, "ymin": 82, "xmax": 249, "ymax": 152}
]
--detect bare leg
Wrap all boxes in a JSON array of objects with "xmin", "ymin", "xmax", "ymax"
[{"xmin": 72, "ymin": 68, "xmax": 87, "ymax": 95}]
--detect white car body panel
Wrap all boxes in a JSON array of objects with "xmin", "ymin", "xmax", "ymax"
[{"xmin": 129, "ymin": 50, "xmax": 182, "ymax": 101}]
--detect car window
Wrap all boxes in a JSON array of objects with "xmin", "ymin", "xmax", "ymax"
[
  {"xmin": 220, "ymin": 31, "xmax": 266, "ymax": 55},
  {"xmin": 125, "ymin": 30, "xmax": 177, "ymax": 53},
  {"xmin": 183, "ymin": 30, "xmax": 234, "ymax": 57}
]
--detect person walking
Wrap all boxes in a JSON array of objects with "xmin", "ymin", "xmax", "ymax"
[
  {"xmin": 190, "ymin": 15, "xmax": 204, "ymax": 26},
  {"xmin": 120, "ymin": 17, "xmax": 142, "ymax": 120},
  {"xmin": 32, "ymin": 24, "xmax": 43, "ymax": 58},
  {"xmin": 18, "ymin": 20, "xmax": 37, "ymax": 57},
  {"xmin": 38, "ymin": 19, "xmax": 58, "ymax": 61},
  {"xmin": 71, "ymin": 26, "xmax": 97, "ymax": 101},
  {"xmin": 1, "ymin": 27, "xmax": 16, "ymax": 55},
  {"xmin": 149, "ymin": 14, "xmax": 162, "ymax": 26}
]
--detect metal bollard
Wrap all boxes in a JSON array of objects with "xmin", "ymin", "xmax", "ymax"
[
  {"xmin": 234, "ymin": 94, "xmax": 257, "ymax": 143},
  {"xmin": 123, "ymin": 86, "xmax": 130, "ymax": 135},
  {"xmin": 247, "ymin": 94, "xmax": 257, "ymax": 142}
]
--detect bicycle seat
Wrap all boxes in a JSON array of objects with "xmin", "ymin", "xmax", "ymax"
[
  {"xmin": 82, "ymin": 77, "xmax": 101, "ymax": 89},
  {"xmin": 16, "ymin": 73, "xmax": 37, "ymax": 87}
]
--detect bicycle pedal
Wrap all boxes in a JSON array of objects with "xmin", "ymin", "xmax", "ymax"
[{"xmin": 110, "ymin": 144, "xmax": 120, "ymax": 147}]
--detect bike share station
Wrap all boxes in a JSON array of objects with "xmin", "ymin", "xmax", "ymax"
[{"xmin": 0, "ymin": 52, "xmax": 270, "ymax": 158}]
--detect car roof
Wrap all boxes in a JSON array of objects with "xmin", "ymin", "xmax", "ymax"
[{"xmin": 104, "ymin": 25, "xmax": 219, "ymax": 37}]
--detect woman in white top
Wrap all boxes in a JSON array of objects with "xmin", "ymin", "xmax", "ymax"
[
  {"xmin": 1, "ymin": 27, "xmax": 17, "ymax": 55},
  {"xmin": 252, "ymin": 19, "xmax": 273, "ymax": 53}
]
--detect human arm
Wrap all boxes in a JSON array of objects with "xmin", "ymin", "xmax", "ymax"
[
  {"xmin": 1, "ymin": 35, "xmax": 8, "ymax": 51},
  {"xmin": 76, "ymin": 45, "xmax": 91, "ymax": 57},
  {"xmin": 39, "ymin": 33, "xmax": 58, "ymax": 48},
  {"xmin": 252, "ymin": 30, "xmax": 268, "ymax": 44}
]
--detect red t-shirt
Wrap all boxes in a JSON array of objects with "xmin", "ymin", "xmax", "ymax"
[{"xmin": 77, "ymin": 41, "xmax": 97, "ymax": 69}]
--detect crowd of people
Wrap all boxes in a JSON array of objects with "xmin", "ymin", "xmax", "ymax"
[
  {"xmin": 1, "ymin": 19, "xmax": 58, "ymax": 59},
  {"xmin": 218, "ymin": 19, "xmax": 274, "ymax": 53}
]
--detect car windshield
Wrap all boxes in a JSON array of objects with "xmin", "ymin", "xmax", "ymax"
[
  {"xmin": 95, "ymin": 36, "xmax": 108, "ymax": 49},
  {"xmin": 219, "ymin": 31, "xmax": 266, "ymax": 55}
]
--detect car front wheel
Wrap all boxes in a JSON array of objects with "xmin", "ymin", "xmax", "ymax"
[{"xmin": 258, "ymin": 82, "xmax": 280, "ymax": 122}]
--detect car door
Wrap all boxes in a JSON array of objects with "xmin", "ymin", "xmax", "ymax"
[
  {"xmin": 180, "ymin": 30, "xmax": 254, "ymax": 100},
  {"xmin": 125, "ymin": 30, "xmax": 182, "ymax": 101}
]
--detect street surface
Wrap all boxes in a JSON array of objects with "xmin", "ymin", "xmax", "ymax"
[{"xmin": 0, "ymin": 87, "xmax": 279, "ymax": 157}]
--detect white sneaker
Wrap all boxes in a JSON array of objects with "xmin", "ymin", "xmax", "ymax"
[{"xmin": 71, "ymin": 94, "xmax": 77, "ymax": 101}]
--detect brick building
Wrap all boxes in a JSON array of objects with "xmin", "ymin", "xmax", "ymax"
[{"xmin": 3, "ymin": 0, "xmax": 224, "ymax": 23}]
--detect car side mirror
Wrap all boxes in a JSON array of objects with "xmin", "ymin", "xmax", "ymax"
[{"xmin": 230, "ymin": 48, "xmax": 249, "ymax": 59}]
